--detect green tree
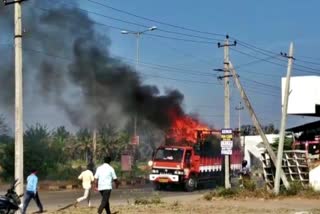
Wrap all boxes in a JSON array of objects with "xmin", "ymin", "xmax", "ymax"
[
  {"xmin": 272, "ymin": 136, "xmax": 293, "ymax": 151},
  {"xmin": 64, "ymin": 128, "xmax": 92, "ymax": 163},
  {"xmin": 0, "ymin": 115, "xmax": 9, "ymax": 136},
  {"xmin": 50, "ymin": 126, "xmax": 72, "ymax": 164},
  {"xmin": 97, "ymin": 124, "xmax": 129, "ymax": 162},
  {"xmin": 23, "ymin": 124, "xmax": 56, "ymax": 178}
]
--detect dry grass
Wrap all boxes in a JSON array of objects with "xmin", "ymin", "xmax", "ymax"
[
  {"xmin": 48, "ymin": 203, "xmax": 320, "ymax": 214},
  {"xmin": 203, "ymin": 181, "xmax": 320, "ymax": 201}
]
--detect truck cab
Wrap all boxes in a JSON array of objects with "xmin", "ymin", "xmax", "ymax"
[{"xmin": 149, "ymin": 146, "xmax": 199, "ymax": 191}]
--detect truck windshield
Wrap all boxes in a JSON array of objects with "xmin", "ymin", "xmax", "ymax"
[{"xmin": 154, "ymin": 148, "xmax": 184, "ymax": 162}]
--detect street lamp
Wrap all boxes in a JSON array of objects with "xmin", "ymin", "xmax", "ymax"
[
  {"xmin": 121, "ymin": 26, "xmax": 157, "ymax": 139},
  {"xmin": 121, "ymin": 26, "xmax": 157, "ymax": 70}
]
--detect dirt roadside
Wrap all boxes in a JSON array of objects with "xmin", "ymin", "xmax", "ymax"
[{"xmin": 50, "ymin": 194, "xmax": 320, "ymax": 214}]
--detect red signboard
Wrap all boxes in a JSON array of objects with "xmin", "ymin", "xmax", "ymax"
[
  {"xmin": 121, "ymin": 154, "xmax": 132, "ymax": 171},
  {"xmin": 131, "ymin": 135, "xmax": 139, "ymax": 145}
]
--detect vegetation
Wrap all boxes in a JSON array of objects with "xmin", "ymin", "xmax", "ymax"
[
  {"xmin": 0, "ymin": 116, "xmax": 151, "ymax": 181},
  {"xmin": 241, "ymin": 124, "xmax": 279, "ymax": 135},
  {"xmin": 134, "ymin": 194, "xmax": 162, "ymax": 205},
  {"xmin": 271, "ymin": 136, "xmax": 294, "ymax": 151},
  {"xmin": 203, "ymin": 181, "xmax": 320, "ymax": 201}
]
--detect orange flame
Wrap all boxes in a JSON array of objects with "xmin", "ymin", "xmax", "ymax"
[{"xmin": 167, "ymin": 109, "xmax": 210, "ymax": 143}]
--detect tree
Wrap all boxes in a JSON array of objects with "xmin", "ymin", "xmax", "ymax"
[
  {"xmin": 241, "ymin": 123, "xmax": 279, "ymax": 135},
  {"xmin": 0, "ymin": 115, "xmax": 9, "ymax": 136},
  {"xmin": 23, "ymin": 124, "xmax": 55, "ymax": 178},
  {"xmin": 272, "ymin": 136, "xmax": 293, "ymax": 151},
  {"xmin": 97, "ymin": 124, "xmax": 129, "ymax": 162},
  {"xmin": 65, "ymin": 128, "xmax": 92, "ymax": 163},
  {"xmin": 50, "ymin": 126, "xmax": 71, "ymax": 164},
  {"xmin": 0, "ymin": 123, "xmax": 56, "ymax": 180}
]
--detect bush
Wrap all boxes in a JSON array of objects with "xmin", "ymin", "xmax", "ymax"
[
  {"xmin": 242, "ymin": 179, "xmax": 256, "ymax": 191},
  {"xmin": 204, "ymin": 187, "xmax": 238, "ymax": 200},
  {"xmin": 46, "ymin": 164, "xmax": 81, "ymax": 181},
  {"xmin": 279, "ymin": 181, "xmax": 320, "ymax": 198},
  {"xmin": 203, "ymin": 185, "xmax": 274, "ymax": 201},
  {"xmin": 134, "ymin": 194, "xmax": 162, "ymax": 205},
  {"xmin": 281, "ymin": 181, "xmax": 303, "ymax": 196}
]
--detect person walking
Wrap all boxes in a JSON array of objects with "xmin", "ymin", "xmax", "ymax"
[
  {"xmin": 239, "ymin": 160, "xmax": 251, "ymax": 188},
  {"xmin": 75, "ymin": 164, "xmax": 95, "ymax": 207},
  {"xmin": 94, "ymin": 156, "xmax": 119, "ymax": 214},
  {"xmin": 22, "ymin": 169, "xmax": 44, "ymax": 214}
]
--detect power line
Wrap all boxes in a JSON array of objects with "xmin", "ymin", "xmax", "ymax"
[
  {"xmin": 231, "ymin": 47, "xmax": 320, "ymax": 75},
  {"xmin": 20, "ymin": 46, "xmax": 279, "ymax": 97},
  {"xmin": 70, "ymin": 0, "xmax": 320, "ymax": 72},
  {"xmin": 35, "ymin": 3, "xmax": 320, "ymax": 74},
  {"xmin": 85, "ymin": 0, "xmax": 226, "ymax": 37},
  {"xmin": 121, "ymin": 58, "xmax": 216, "ymax": 77},
  {"xmin": 237, "ymin": 42, "xmax": 320, "ymax": 73},
  {"xmin": 296, "ymin": 58, "xmax": 320, "ymax": 67},
  {"xmin": 234, "ymin": 55, "xmax": 280, "ymax": 69},
  {"xmin": 32, "ymin": 5, "xmax": 219, "ymax": 45},
  {"xmin": 231, "ymin": 47, "xmax": 286, "ymax": 67},
  {"xmin": 21, "ymin": 46, "xmax": 218, "ymax": 84},
  {"xmin": 236, "ymin": 39, "xmax": 320, "ymax": 66},
  {"xmin": 240, "ymin": 77, "xmax": 281, "ymax": 90},
  {"xmin": 58, "ymin": 0, "xmax": 222, "ymax": 42}
]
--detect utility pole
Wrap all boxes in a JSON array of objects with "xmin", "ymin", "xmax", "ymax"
[
  {"xmin": 92, "ymin": 128, "xmax": 97, "ymax": 166},
  {"xmin": 218, "ymin": 35, "xmax": 236, "ymax": 189},
  {"xmin": 274, "ymin": 42, "xmax": 294, "ymax": 195},
  {"xmin": 235, "ymin": 102, "xmax": 244, "ymax": 133},
  {"xmin": 92, "ymin": 72, "xmax": 97, "ymax": 168},
  {"xmin": 228, "ymin": 61, "xmax": 290, "ymax": 189},
  {"xmin": 4, "ymin": 0, "xmax": 26, "ymax": 195}
]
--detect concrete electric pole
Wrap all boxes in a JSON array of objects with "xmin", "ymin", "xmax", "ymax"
[
  {"xmin": 218, "ymin": 35, "xmax": 236, "ymax": 189},
  {"xmin": 228, "ymin": 61, "xmax": 290, "ymax": 190},
  {"xmin": 4, "ymin": 0, "xmax": 26, "ymax": 195},
  {"xmin": 235, "ymin": 102, "xmax": 244, "ymax": 133},
  {"xmin": 274, "ymin": 42, "xmax": 294, "ymax": 195}
]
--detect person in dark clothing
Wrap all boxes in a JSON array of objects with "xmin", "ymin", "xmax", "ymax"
[
  {"xmin": 22, "ymin": 169, "xmax": 43, "ymax": 214},
  {"xmin": 239, "ymin": 160, "xmax": 251, "ymax": 188},
  {"xmin": 94, "ymin": 157, "xmax": 119, "ymax": 214}
]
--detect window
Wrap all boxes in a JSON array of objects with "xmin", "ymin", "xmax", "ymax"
[{"xmin": 154, "ymin": 148, "xmax": 184, "ymax": 162}]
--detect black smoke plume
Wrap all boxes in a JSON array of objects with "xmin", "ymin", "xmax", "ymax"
[{"xmin": 0, "ymin": 0, "xmax": 185, "ymax": 130}]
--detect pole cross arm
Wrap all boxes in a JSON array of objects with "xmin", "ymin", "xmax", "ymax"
[
  {"xmin": 3, "ymin": 0, "xmax": 28, "ymax": 5},
  {"xmin": 217, "ymin": 74, "xmax": 233, "ymax": 80}
]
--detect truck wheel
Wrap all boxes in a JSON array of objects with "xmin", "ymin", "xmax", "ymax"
[
  {"xmin": 185, "ymin": 176, "xmax": 197, "ymax": 192},
  {"xmin": 153, "ymin": 183, "xmax": 165, "ymax": 191}
]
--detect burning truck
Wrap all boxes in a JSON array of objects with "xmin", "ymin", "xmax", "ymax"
[{"xmin": 148, "ymin": 113, "xmax": 243, "ymax": 191}]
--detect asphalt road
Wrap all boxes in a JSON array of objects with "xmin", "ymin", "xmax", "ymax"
[{"xmin": 0, "ymin": 185, "xmax": 207, "ymax": 213}]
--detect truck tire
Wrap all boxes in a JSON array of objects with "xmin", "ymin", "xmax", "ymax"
[
  {"xmin": 153, "ymin": 183, "xmax": 166, "ymax": 191},
  {"xmin": 185, "ymin": 176, "xmax": 197, "ymax": 192}
]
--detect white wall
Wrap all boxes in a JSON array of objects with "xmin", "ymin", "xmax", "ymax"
[
  {"xmin": 310, "ymin": 165, "xmax": 320, "ymax": 191},
  {"xmin": 282, "ymin": 76, "xmax": 320, "ymax": 115}
]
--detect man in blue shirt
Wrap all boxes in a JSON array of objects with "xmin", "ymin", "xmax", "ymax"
[{"xmin": 22, "ymin": 169, "xmax": 44, "ymax": 214}]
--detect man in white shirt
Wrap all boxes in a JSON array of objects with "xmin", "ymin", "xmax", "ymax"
[
  {"xmin": 75, "ymin": 164, "xmax": 94, "ymax": 207},
  {"xmin": 94, "ymin": 156, "xmax": 119, "ymax": 214}
]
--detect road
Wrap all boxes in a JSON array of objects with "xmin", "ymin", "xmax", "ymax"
[
  {"xmin": 1, "ymin": 185, "xmax": 320, "ymax": 213},
  {"xmin": 0, "ymin": 185, "xmax": 206, "ymax": 213}
]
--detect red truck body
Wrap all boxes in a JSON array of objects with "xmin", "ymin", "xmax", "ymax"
[{"xmin": 149, "ymin": 130, "xmax": 243, "ymax": 191}]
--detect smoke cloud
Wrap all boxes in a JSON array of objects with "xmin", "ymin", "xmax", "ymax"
[{"xmin": 0, "ymin": 0, "xmax": 185, "ymax": 130}]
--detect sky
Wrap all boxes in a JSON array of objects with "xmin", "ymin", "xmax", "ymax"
[{"xmin": 2, "ymin": 0, "xmax": 320, "ymax": 132}]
